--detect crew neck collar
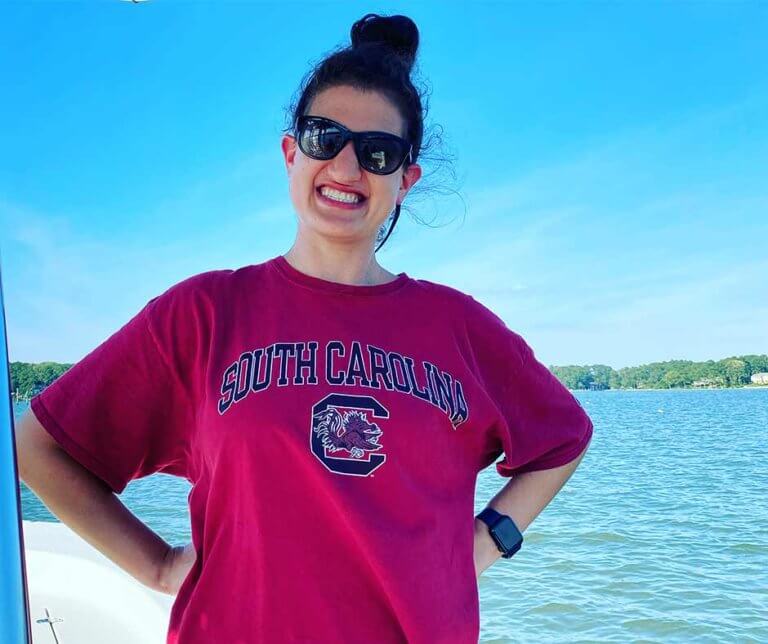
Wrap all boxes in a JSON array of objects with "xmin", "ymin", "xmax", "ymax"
[{"xmin": 269, "ymin": 255, "xmax": 411, "ymax": 296}]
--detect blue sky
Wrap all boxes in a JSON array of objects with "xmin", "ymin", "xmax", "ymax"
[{"xmin": 1, "ymin": 2, "xmax": 766, "ymax": 370}]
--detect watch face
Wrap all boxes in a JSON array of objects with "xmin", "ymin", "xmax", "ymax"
[{"xmin": 494, "ymin": 517, "xmax": 522, "ymax": 550}]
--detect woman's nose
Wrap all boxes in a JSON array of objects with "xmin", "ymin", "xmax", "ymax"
[{"xmin": 328, "ymin": 140, "xmax": 362, "ymax": 179}]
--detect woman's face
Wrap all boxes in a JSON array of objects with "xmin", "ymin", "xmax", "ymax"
[{"xmin": 281, "ymin": 84, "xmax": 422, "ymax": 248}]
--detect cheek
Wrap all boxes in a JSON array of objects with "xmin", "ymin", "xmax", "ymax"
[
  {"xmin": 371, "ymin": 177, "xmax": 400, "ymax": 203},
  {"xmin": 289, "ymin": 159, "xmax": 320, "ymax": 200}
]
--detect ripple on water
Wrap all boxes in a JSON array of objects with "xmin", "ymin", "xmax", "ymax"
[
  {"xmin": 581, "ymin": 530, "xmax": 630, "ymax": 543},
  {"xmin": 525, "ymin": 602, "xmax": 584, "ymax": 615},
  {"xmin": 726, "ymin": 542, "xmax": 767, "ymax": 554},
  {"xmin": 621, "ymin": 616, "xmax": 698, "ymax": 637}
]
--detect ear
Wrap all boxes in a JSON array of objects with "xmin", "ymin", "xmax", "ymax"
[
  {"xmin": 397, "ymin": 162, "xmax": 422, "ymax": 205},
  {"xmin": 281, "ymin": 134, "xmax": 297, "ymax": 175}
]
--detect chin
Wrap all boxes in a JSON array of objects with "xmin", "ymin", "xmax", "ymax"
[{"xmin": 300, "ymin": 211, "xmax": 385, "ymax": 244}]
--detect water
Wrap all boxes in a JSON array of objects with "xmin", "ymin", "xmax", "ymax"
[{"xmin": 15, "ymin": 389, "xmax": 768, "ymax": 642}]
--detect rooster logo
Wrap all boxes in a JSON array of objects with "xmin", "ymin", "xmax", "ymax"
[{"xmin": 312, "ymin": 408, "xmax": 383, "ymax": 459}]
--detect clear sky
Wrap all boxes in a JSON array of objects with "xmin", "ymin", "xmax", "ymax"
[{"xmin": 1, "ymin": 1, "xmax": 766, "ymax": 370}]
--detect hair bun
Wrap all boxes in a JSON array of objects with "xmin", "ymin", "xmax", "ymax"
[{"xmin": 350, "ymin": 13, "xmax": 419, "ymax": 71}]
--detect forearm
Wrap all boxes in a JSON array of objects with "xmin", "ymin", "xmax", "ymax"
[
  {"xmin": 17, "ymin": 417, "xmax": 170, "ymax": 591},
  {"xmin": 475, "ymin": 445, "xmax": 589, "ymax": 573}
]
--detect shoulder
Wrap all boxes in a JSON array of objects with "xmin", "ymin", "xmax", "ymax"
[
  {"xmin": 145, "ymin": 269, "xmax": 227, "ymax": 313},
  {"xmin": 406, "ymin": 276, "xmax": 527, "ymax": 353},
  {"xmin": 457, "ymin": 291, "xmax": 530, "ymax": 365},
  {"xmin": 139, "ymin": 266, "xmax": 264, "ymax": 363},
  {"xmin": 406, "ymin": 276, "xmax": 471, "ymax": 317},
  {"xmin": 412, "ymin": 276, "xmax": 514, "ymax": 330},
  {"xmin": 147, "ymin": 262, "xmax": 270, "ymax": 309},
  {"xmin": 140, "ymin": 266, "xmax": 262, "ymax": 332}
]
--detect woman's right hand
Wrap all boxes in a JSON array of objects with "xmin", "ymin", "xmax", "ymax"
[{"xmin": 156, "ymin": 542, "xmax": 196, "ymax": 596}]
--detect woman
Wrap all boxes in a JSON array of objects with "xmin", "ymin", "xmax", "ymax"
[{"xmin": 17, "ymin": 12, "xmax": 593, "ymax": 644}]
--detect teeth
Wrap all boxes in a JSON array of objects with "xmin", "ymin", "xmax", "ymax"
[{"xmin": 319, "ymin": 186, "xmax": 362, "ymax": 204}]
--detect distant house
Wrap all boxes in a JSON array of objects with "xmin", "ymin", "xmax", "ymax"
[
  {"xmin": 751, "ymin": 372, "xmax": 768, "ymax": 385},
  {"xmin": 692, "ymin": 378, "xmax": 719, "ymax": 388}
]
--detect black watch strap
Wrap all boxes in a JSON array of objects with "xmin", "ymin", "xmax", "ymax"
[{"xmin": 477, "ymin": 507, "xmax": 523, "ymax": 559}]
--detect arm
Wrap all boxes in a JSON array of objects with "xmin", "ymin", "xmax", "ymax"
[
  {"xmin": 15, "ymin": 408, "xmax": 172, "ymax": 593},
  {"xmin": 474, "ymin": 441, "xmax": 590, "ymax": 577}
]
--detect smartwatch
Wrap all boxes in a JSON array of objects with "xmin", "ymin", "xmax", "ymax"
[{"xmin": 476, "ymin": 507, "xmax": 523, "ymax": 559}]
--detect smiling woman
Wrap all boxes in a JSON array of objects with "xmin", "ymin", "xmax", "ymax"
[{"xmin": 13, "ymin": 11, "xmax": 593, "ymax": 644}]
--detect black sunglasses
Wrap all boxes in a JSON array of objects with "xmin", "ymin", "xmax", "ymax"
[{"xmin": 295, "ymin": 115, "xmax": 413, "ymax": 176}]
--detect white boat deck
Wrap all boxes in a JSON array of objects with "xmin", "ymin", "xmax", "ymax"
[{"xmin": 22, "ymin": 520, "xmax": 172, "ymax": 644}]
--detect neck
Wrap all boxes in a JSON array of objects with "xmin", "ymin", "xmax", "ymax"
[{"xmin": 282, "ymin": 243, "xmax": 396, "ymax": 287}]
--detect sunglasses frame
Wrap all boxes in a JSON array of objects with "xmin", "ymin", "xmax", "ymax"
[{"xmin": 295, "ymin": 115, "xmax": 413, "ymax": 176}]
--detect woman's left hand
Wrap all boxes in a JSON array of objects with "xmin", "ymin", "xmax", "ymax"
[
  {"xmin": 473, "ymin": 517, "xmax": 502, "ymax": 579},
  {"xmin": 157, "ymin": 542, "xmax": 196, "ymax": 596}
]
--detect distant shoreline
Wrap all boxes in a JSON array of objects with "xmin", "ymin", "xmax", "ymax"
[
  {"xmin": 572, "ymin": 385, "xmax": 768, "ymax": 392},
  {"xmin": 13, "ymin": 385, "xmax": 768, "ymax": 404}
]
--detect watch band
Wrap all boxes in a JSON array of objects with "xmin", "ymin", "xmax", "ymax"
[{"xmin": 477, "ymin": 507, "xmax": 523, "ymax": 559}]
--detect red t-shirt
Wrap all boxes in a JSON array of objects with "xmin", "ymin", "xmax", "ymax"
[{"xmin": 30, "ymin": 254, "xmax": 593, "ymax": 644}]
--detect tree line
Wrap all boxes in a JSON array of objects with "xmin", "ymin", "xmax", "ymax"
[
  {"xmin": 10, "ymin": 361, "xmax": 72, "ymax": 401},
  {"xmin": 8, "ymin": 353, "xmax": 768, "ymax": 400},
  {"xmin": 550, "ymin": 354, "xmax": 768, "ymax": 390}
]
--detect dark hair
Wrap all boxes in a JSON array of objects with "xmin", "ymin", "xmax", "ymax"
[{"xmin": 283, "ymin": 13, "xmax": 460, "ymax": 253}]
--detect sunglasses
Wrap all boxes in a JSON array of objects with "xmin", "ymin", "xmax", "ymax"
[{"xmin": 295, "ymin": 115, "xmax": 413, "ymax": 176}]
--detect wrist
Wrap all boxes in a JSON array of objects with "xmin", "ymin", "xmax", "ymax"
[
  {"xmin": 154, "ymin": 543, "xmax": 175, "ymax": 594},
  {"xmin": 474, "ymin": 517, "xmax": 502, "ymax": 571}
]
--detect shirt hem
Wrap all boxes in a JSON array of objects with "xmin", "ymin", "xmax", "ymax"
[
  {"xmin": 29, "ymin": 395, "xmax": 127, "ymax": 494},
  {"xmin": 495, "ymin": 418, "xmax": 593, "ymax": 477}
]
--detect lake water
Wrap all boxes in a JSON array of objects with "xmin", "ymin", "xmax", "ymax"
[{"xmin": 15, "ymin": 389, "xmax": 768, "ymax": 642}]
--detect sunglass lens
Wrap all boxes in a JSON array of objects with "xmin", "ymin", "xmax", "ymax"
[
  {"xmin": 359, "ymin": 137, "xmax": 406, "ymax": 174},
  {"xmin": 360, "ymin": 137, "xmax": 404, "ymax": 174},
  {"xmin": 300, "ymin": 120, "xmax": 344, "ymax": 159}
]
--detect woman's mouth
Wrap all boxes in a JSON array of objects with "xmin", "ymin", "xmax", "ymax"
[{"xmin": 316, "ymin": 186, "xmax": 367, "ymax": 210}]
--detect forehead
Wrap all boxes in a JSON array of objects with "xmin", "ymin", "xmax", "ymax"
[{"xmin": 306, "ymin": 85, "xmax": 405, "ymax": 138}]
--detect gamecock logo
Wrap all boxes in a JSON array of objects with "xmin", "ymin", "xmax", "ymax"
[{"xmin": 310, "ymin": 394, "xmax": 388, "ymax": 476}]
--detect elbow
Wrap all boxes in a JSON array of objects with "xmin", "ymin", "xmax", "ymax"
[{"xmin": 14, "ymin": 409, "xmax": 60, "ymax": 483}]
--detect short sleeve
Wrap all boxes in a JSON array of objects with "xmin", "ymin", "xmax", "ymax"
[
  {"xmin": 464, "ymin": 296, "xmax": 593, "ymax": 477},
  {"xmin": 29, "ymin": 277, "xmax": 204, "ymax": 494}
]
